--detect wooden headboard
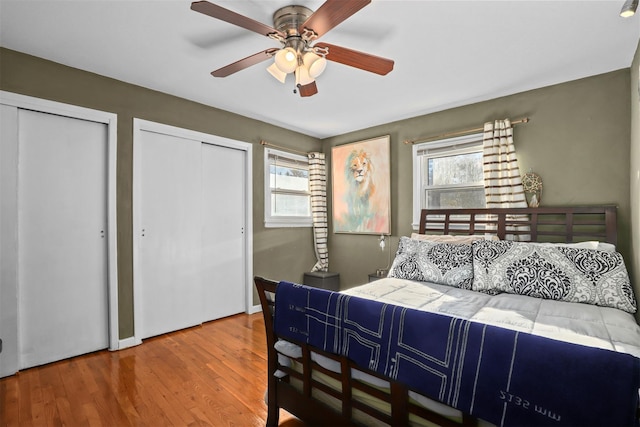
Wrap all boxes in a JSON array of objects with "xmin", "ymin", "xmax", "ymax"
[{"xmin": 418, "ymin": 206, "xmax": 618, "ymax": 246}]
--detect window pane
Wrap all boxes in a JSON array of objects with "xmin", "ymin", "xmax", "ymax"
[
  {"xmin": 271, "ymin": 193, "xmax": 311, "ymax": 217},
  {"xmin": 270, "ymin": 164, "xmax": 309, "ymax": 192},
  {"xmin": 426, "ymin": 187, "xmax": 486, "ymax": 209},
  {"xmin": 265, "ymin": 148, "xmax": 312, "ymax": 227},
  {"xmin": 425, "ymin": 152, "xmax": 483, "ymax": 186}
]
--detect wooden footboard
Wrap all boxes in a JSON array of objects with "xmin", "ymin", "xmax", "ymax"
[{"xmin": 255, "ymin": 276, "xmax": 479, "ymax": 427}]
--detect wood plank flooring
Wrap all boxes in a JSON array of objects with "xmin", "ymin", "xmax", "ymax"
[{"xmin": 0, "ymin": 313, "xmax": 305, "ymax": 427}]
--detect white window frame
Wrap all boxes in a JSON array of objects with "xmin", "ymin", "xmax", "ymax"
[
  {"xmin": 264, "ymin": 148, "xmax": 312, "ymax": 228},
  {"xmin": 412, "ymin": 133, "xmax": 485, "ymax": 230}
]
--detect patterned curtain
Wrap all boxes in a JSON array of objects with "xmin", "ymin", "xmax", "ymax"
[
  {"xmin": 308, "ymin": 152, "xmax": 329, "ymax": 272},
  {"xmin": 482, "ymin": 119, "xmax": 529, "ymax": 240}
]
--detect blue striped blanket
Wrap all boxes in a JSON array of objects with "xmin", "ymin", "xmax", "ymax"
[{"xmin": 273, "ymin": 281, "xmax": 640, "ymax": 427}]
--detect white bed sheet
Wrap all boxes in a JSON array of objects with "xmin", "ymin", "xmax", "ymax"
[{"xmin": 341, "ymin": 277, "xmax": 640, "ymax": 358}]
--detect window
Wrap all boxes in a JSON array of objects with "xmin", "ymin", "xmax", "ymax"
[
  {"xmin": 412, "ymin": 133, "xmax": 486, "ymax": 229},
  {"xmin": 264, "ymin": 148, "xmax": 312, "ymax": 227}
]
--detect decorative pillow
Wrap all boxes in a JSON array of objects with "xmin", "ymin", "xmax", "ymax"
[
  {"xmin": 471, "ymin": 240, "xmax": 636, "ymax": 313},
  {"xmin": 410, "ymin": 233, "xmax": 485, "ymax": 244},
  {"xmin": 388, "ymin": 236, "xmax": 474, "ymax": 289}
]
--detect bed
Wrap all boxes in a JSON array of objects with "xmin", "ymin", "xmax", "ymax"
[{"xmin": 255, "ymin": 206, "xmax": 640, "ymax": 427}]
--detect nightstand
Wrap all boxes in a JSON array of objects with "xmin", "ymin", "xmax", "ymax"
[
  {"xmin": 303, "ymin": 271, "xmax": 340, "ymax": 291},
  {"xmin": 368, "ymin": 273, "xmax": 385, "ymax": 282}
]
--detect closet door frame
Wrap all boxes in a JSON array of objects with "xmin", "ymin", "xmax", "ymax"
[
  {"xmin": 0, "ymin": 91, "xmax": 119, "ymax": 363},
  {"xmin": 132, "ymin": 119, "xmax": 253, "ymax": 345}
]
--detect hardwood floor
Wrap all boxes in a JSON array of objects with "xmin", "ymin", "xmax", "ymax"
[{"xmin": 0, "ymin": 313, "xmax": 305, "ymax": 426}]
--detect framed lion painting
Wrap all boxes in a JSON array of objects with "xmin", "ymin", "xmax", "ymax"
[{"xmin": 331, "ymin": 135, "xmax": 391, "ymax": 234}]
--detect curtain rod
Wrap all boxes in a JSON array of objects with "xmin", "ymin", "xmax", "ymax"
[
  {"xmin": 403, "ymin": 117, "xmax": 530, "ymax": 145},
  {"xmin": 260, "ymin": 140, "xmax": 311, "ymax": 156}
]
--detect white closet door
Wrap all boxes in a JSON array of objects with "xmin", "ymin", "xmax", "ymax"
[
  {"xmin": 0, "ymin": 104, "xmax": 20, "ymax": 377},
  {"xmin": 18, "ymin": 109, "xmax": 109, "ymax": 369},
  {"xmin": 138, "ymin": 131, "xmax": 202, "ymax": 339},
  {"xmin": 201, "ymin": 143, "xmax": 245, "ymax": 321}
]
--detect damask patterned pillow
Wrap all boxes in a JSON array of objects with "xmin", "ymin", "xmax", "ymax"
[
  {"xmin": 388, "ymin": 236, "xmax": 474, "ymax": 289},
  {"xmin": 471, "ymin": 240, "xmax": 637, "ymax": 313}
]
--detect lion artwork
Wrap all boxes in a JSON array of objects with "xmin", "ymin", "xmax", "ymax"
[
  {"xmin": 344, "ymin": 149, "xmax": 377, "ymax": 231},
  {"xmin": 333, "ymin": 137, "xmax": 390, "ymax": 233}
]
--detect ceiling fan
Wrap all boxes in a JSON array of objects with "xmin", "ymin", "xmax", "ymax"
[{"xmin": 190, "ymin": 0, "xmax": 394, "ymax": 97}]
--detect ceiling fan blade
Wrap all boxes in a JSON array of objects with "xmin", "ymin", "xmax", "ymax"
[
  {"xmin": 315, "ymin": 42, "xmax": 394, "ymax": 75},
  {"xmin": 212, "ymin": 48, "xmax": 278, "ymax": 77},
  {"xmin": 191, "ymin": 1, "xmax": 284, "ymax": 38},
  {"xmin": 298, "ymin": 81, "xmax": 318, "ymax": 97},
  {"xmin": 299, "ymin": 0, "xmax": 370, "ymax": 39}
]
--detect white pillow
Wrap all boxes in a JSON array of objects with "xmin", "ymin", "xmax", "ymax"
[
  {"xmin": 410, "ymin": 233, "xmax": 485, "ymax": 245},
  {"xmin": 530, "ymin": 241, "xmax": 599, "ymax": 250},
  {"xmin": 530, "ymin": 241, "xmax": 616, "ymax": 252},
  {"xmin": 597, "ymin": 242, "xmax": 616, "ymax": 252}
]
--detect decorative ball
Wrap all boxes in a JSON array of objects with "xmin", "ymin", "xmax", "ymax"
[{"xmin": 522, "ymin": 172, "xmax": 543, "ymax": 193}]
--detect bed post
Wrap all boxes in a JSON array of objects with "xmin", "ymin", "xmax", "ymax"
[
  {"xmin": 604, "ymin": 205, "xmax": 618, "ymax": 247},
  {"xmin": 496, "ymin": 213, "xmax": 507, "ymax": 240}
]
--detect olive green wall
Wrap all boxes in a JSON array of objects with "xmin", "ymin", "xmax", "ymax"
[
  {"xmin": 630, "ymin": 39, "xmax": 640, "ymax": 322},
  {"xmin": 323, "ymin": 70, "xmax": 632, "ymax": 290},
  {"xmin": 2, "ymin": 46, "xmax": 638, "ymax": 336},
  {"xmin": 0, "ymin": 48, "xmax": 321, "ymax": 340}
]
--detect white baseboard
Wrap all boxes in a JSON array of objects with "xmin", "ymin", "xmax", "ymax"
[
  {"xmin": 115, "ymin": 308, "xmax": 262, "ymax": 351},
  {"xmin": 117, "ymin": 336, "xmax": 141, "ymax": 350}
]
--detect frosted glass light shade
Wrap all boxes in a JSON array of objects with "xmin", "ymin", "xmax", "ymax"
[
  {"xmin": 620, "ymin": 0, "xmax": 638, "ymax": 17},
  {"xmin": 303, "ymin": 52, "xmax": 327, "ymax": 78},
  {"xmin": 275, "ymin": 48, "xmax": 297, "ymax": 73},
  {"xmin": 295, "ymin": 65, "xmax": 314, "ymax": 86},
  {"xmin": 267, "ymin": 62, "xmax": 287, "ymax": 83}
]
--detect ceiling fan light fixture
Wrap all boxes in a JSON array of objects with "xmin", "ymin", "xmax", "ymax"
[
  {"xmin": 295, "ymin": 65, "xmax": 314, "ymax": 86},
  {"xmin": 191, "ymin": 1, "xmax": 394, "ymax": 97},
  {"xmin": 303, "ymin": 51, "xmax": 327, "ymax": 78},
  {"xmin": 267, "ymin": 62, "xmax": 287, "ymax": 83},
  {"xmin": 620, "ymin": 0, "xmax": 638, "ymax": 17},
  {"xmin": 274, "ymin": 47, "xmax": 298, "ymax": 73}
]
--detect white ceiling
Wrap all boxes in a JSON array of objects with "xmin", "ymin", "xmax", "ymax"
[{"xmin": 1, "ymin": 0, "xmax": 638, "ymax": 139}]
